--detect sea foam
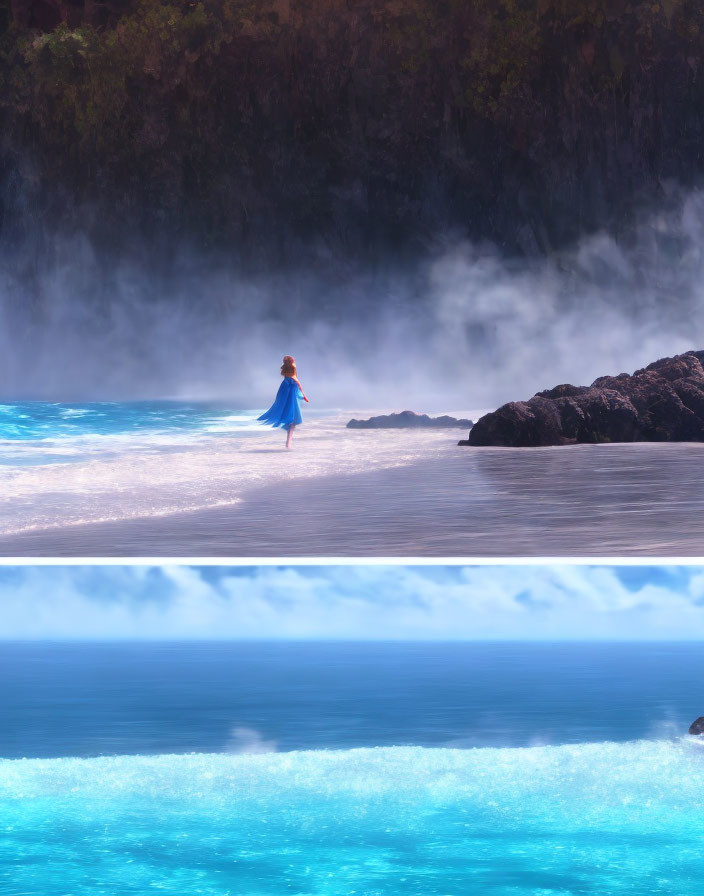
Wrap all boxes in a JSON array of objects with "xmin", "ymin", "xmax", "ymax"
[
  {"xmin": 1, "ymin": 743, "xmax": 702, "ymax": 895},
  {"xmin": 2, "ymin": 741, "xmax": 702, "ymax": 805},
  {"xmin": 0, "ymin": 406, "xmax": 450, "ymax": 536}
]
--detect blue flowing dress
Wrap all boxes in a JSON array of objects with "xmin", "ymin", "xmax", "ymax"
[{"xmin": 258, "ymin": 377, "xmax": 304, "ymax": 430}]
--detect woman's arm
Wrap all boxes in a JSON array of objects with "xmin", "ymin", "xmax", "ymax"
[{"xmin": 293, "ymin": 376, "xmax": 309, "ymax": 402}]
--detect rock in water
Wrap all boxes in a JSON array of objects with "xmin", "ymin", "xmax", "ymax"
[
  {"xmin": 689, "ymin": 717, "xmax": 704, "ymax": 736},
  {"xmin": 347, "ymin": 411, "xmax": 473, "ymax": 429},
  {"xmin": 467, "ymin": 351, "xmax": 704, "ymax": 447}
]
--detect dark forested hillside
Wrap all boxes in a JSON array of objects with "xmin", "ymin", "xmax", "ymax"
[{"xmin": 2, "ymin": 0, "xmax": 704, "ymax": 263}]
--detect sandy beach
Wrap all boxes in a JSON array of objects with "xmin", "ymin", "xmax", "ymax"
[
  {"xmin": 0, "ymin": 415, "xmax": 453, "ymax": 546},
  {"xmin": 2, "ymin": 435, "xmax": 704, "ymax": 556}
]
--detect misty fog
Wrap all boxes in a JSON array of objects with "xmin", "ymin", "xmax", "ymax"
[{"xmin": 2, "ymin": 184, "xmax": 703, "ymax": 412}]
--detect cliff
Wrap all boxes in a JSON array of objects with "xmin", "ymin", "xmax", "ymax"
[{"xmin": 2, "ymin": 1, "xmax": 704, "ymax": 262}]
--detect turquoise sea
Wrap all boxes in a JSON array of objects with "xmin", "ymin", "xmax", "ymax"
[
  {"xmin": 0, "ymin": 400, "xmax": 262, "ymax": 447},
  {"xmin": 3, "ymin": 741, "xmax": 703, "ymax": 896},
  {"xmin": 0, "ymin": 400, "xmax": 345, "ymax": 537},
  {"xmin": 1, "ymin": 642, "xmax": 702, "ymax": 894}
]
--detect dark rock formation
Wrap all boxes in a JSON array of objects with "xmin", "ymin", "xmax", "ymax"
[
  {"xmin": 468, "ymin": 351, "xmax": 704, "ymax": 447},
  {"xmin": 689, "ymin": 717, "xmax": 704, "ymax": 736},
  {"xmin": 348, "ymin": 411, "xmax": 473, "ymax": 430}
]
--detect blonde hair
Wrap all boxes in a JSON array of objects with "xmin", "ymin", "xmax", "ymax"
[{"xmin": 281, "ymin": 355, "xmax": 297, "ymax": 377}]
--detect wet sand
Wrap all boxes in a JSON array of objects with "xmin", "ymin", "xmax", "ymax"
[
  {"xmin": 0, "ymin": 419, "xmax": 451, "ymax": 535},
  {"xmin": 2, "ymin": 442, "xmax": 703, "ymax": 556}
]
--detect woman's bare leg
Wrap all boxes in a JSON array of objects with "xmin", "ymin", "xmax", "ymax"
[{"xmin": 286, "ymin": 424, "xmax": 295, "ymax": 449}]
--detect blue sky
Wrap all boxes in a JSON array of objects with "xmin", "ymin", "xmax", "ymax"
[{"xmin": 0, "ymin": 565, "xmax": 702, "ymax": 640}]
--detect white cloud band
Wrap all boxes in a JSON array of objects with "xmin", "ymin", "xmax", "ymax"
[{"xmin": 0, "ymin": 565, "xmax": 701, "ymax": 640}]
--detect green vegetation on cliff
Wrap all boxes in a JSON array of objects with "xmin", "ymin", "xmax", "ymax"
[{"xmin": 2, "ymin": 0, "xmax": 704, "ymax": 257}]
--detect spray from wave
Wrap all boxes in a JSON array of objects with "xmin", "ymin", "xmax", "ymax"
[{"xmin": 225, "ymin": 726, "xmax": 278, "ymax": 754}]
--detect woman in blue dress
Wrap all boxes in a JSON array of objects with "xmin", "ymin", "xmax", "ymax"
[{"xmin": 258, "ymin": 355, "xmax": 309, "ymax": 449}]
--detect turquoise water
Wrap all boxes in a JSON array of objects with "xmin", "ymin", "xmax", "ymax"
[
  {"xmin": 1, "ymin": 743, "xmax": 702, "ymax": 895},
  {"xmin": 0, "ymin": 401, "xmax": 342, "ymax": 534},
  {"xmin": 0, "ymin": 401, "xmax": 260, "ymax": 442},
  {"xmin": 2, "ymin": 643, "xmax": 703, "ymax": 893}
]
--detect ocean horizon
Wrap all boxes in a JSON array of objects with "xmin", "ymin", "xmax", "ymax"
[
  {"xmin": 2, "ymin": 640, "xmax": 702, "ymax": 758},
  {"xmin": 2, "ymin": 641, "xmax": 702, "ymax": 895}
]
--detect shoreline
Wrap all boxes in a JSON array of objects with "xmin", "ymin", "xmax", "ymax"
[
  {"xmin": 2, "ymin": 441, "xmax": 704, "ymax": 556},
  {"xmin": 0, "ymin": 418, "xmax": 454, "ymax": 538}
]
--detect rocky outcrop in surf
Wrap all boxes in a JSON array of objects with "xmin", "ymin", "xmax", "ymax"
[
  {"xmin": 467, "ymin": 351, "xmax": 704, "ymax": 448},
  {"xmin": 689, "ymin": 717, "xmax": 704, "ymax": 735},
  {"xmin": 348, "ymin": 411, "xmax": 473, "ymax": 430}
]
